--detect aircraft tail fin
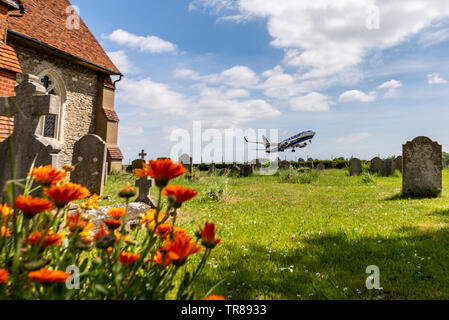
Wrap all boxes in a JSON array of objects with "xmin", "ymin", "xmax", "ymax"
[{"xmin": 262, "ymin": 135, "xmax": 270, "ymax": 149}]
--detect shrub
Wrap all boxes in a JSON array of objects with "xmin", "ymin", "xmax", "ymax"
[
  {"xmin": 361, "ymin": 172, "xmax": 376, "ymax": 185},
  {"xmin": 277, "ymin": 168, "xmax": 319, "ymax": 184},
  {"xmin": 200, "ymin": 176, "xmax": 229, "ymax": 202}
]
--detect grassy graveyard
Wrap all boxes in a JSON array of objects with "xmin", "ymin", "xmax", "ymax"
[{"xmin": 99, "ymin": 167, "xmax": 449, "ymax": 300}]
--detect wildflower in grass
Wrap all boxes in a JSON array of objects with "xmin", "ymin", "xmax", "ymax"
[
  {"xmin": 118, "ymin": 183, "xmax": 137, "ymax": 199},
  {"xmin": 31, "ymin": 165, "xmax": 66, "ymax": 187},
  {"xmin": 28, "ymin": 268, "xmax": 70, "ymax": 284},
  {"xmin": 28, "ymin": 231, "xmax": 64, "ymax": 248},
  {"xmin": 149, "ymin": 251, "xmax": 172, "ymax": 266},
  {"xmin": 104, "ymin": 218, "xmax": 121, "ymax": 230},
  {"xmin": 155, "ymin": 224, "xmax": 187, "ymax": 240},
  {"xmin": 140, "ymin": 209, "xmax": 166, "ymax": 227},
  {"xmin": 0, "ymin": 269, "xmax": 9, "ymax": 283},
  {"xmin": 199, "ymin": 222, "xmax": 221, "ymax": 249},
  {"xmin": 114, "ymin": 231, "xmax": 131, "ymax": 243},
  {"xmin": 160, "ymin": 233, "xmax": 201, "ymax": 266},
  {"xmin": 1, "ymin": 226, "xmax": 11, "ymax": 237},
  {"xmin": 0, "ymin": 203, "xmax": 12, "ymax": 219},
  {"xmin": 135, "ymin": 158, "xmax": 186, "ymax": 188},
  {"xmin": 203, "ymin": 295, "xmax": 225, "ymax": 300},
  {"xmin": 67, "ymin": 212, "xmax": 92, "ymax": 233},
  {"xmin": 107, "ymin": 208, "xmax": 127, "ymax": 219},
  {"xmin": 119, "ymin": 252, "xmax": 141, "ymax": 265},
  {"xmin": 15, "ymin": 195, "xmax": 54, "ymax": 219},
  {"xmin": 80, "ymin": 194, "xmax": 100, "ymax": 210},
  {"xmin": 44, "ymin": 182, "xmax": 90, "ymax": 208},
  {"xmin": 162, "ymin": 185, "xmax": 198, "ymax": 208}
]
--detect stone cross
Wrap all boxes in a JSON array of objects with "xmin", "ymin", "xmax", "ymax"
[
  {"xmin": 139, "ymin": 149, "xmax": 147, "ymax": 160},
  {"xmin": 0, "ymin": 74, "xmax": 61, "ymax": 193},
  {"xmin": 135, "ymin": 177, "xmax": 156, "ymax": 208}
]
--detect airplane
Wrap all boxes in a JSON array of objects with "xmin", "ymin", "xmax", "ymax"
[{"xmin": 245, "ymin": 129, "xmax": 316, "ymax": 153}]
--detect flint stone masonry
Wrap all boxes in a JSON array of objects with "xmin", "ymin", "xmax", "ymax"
[
  {"xmin": 0, "ymin": 74, "xmax": 61, "ymax": 193},
  {"xmin": 402, "ymin": 136, "xmax": 442, "ymax": 197},
  {"xmin": 370, "ymin": 157, "xmax": 383, "ymax": 174},
  {"xmin": 70, "ymin": 134, "xmax": 107, "ymax": 195},
  {"xmin": 349, "ymin": 158, "xmax": 362, "ymax": 176}
]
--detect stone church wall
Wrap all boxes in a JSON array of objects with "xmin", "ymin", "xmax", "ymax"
[{"xmin": 9, "ymin": 40, "xmax": 99, "ymax": 166}]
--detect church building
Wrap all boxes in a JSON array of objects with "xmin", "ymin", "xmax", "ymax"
[{"xmin": 0, "ymin": 0, "xmax": 123, "ymax": 172}]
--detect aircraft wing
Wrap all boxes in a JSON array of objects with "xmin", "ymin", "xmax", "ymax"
[{"xmin": 244, "ymin": 137, "xmax": 280, "ymax": 146}]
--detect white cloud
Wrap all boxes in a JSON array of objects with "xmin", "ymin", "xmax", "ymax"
[
  {"xmin": 419, "ymin": 27, "xmax": 449, "ymax": 47},
  {"xmin": 192, "ymin": 0, "xmax": 449, "ymax": 80},
  {"xmin": 337, "ymin": 132, "xmax": 372, "ymax": 144},
  {"xmin": 107, "ymin": 29, "xmax": 177, "ymax": 53},
  {"xmin": 106, "ymin": 51, "xmax": 139, "ymax": 74},
  {"xmin": 377, "ymin": 79, "xmax": 403, "ymax": 97},
  {"xmin": 427, "ymin": 73, "xmax": 447, "ymax": 85},
  {"xmin": 339, "ymin": 90, "xmax": 376, "ymax": 102},
  {"xmin": 289, "ymin": 92, "xmax": 331, "ymax": 111},
  {"xmin": 119, "ymin": 125, "xmax": 144, "ymax": 136}
]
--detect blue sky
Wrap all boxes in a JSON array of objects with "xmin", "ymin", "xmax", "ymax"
[{"xmin": 72, "ymin": 0, "xmax": 449, "ymax": 163}]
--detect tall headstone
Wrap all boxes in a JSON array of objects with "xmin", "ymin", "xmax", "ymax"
[
  {"xmin": 402, "ymin": 136, "xmax": 442, "ymax": 197},
  {"xmin": 370, "ymin": 157, "xmax": 383, "ymax": 174},
  {"xmin": 349, "ymin": 158, "xmax": 362, "ymax": 176},
  {"xmin": 179, "ymin": 154, "xmax": 192, "ymax": 173},
  {"xmin": 382, "ymin": 159, "xmax": 395, "ymax": 177},
  {"xmin": 71, "ymin": 134, "xmax": 107, "ymax": 195},
  {"xmin": 394, "ymin": 156, "xmax": 403, "ymax": 173},
  {"xmin": 0, "ymin": 74, "xmax": 61, "ymax": 193},
  {"xmin": 135, "ymin": 177, "xmax": 155, "ymax": 208}
]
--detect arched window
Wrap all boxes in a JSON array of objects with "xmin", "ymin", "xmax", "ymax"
[{"xmin": 38, "ymin": 70, "xmax": 66, "ymax": 142}]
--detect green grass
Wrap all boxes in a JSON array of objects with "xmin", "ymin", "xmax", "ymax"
[{"xmin": 99, "ymin": 168, "xmax": 449, "ymax": 300}]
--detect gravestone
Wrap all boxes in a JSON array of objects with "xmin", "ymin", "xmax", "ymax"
[
  {"xmin": 382, "ymin": 159, "xmax": 395, "ymax": 177},
  {"xmin": 231, "ymin": 165, "xmax": 240, "ymax": 175},
  {"xmin": 179, "ymin": 154, "xmax": 192, "ymax": 173},
  {"xmin": 394, "ymin": 156, "xmax": 403, "ymax": 173},
  {"xmin": 240, "ymin": 164, "xmax": 253, "ymax": 177},
  {"xmin": 0, "ymin": 74, "xmax": 61, "ymax": 193},
  {"xmin": 317, "ymin": 163, "xmax": 325, "ymax": 171},
  {"xmin": 279, "ymin": 160, "xmax": 290, "ymax": 170},
  {"xmin": 403, "ymin": 136, "xmax": 442, "ymax": 197},
  {"xmin": 135, "ymin": 177, "xmax": 156, "ymax": 208},
  {"xmin": 71, "ymin": 134, "xmax": 107, "ymax": 195},
  {"xmin": 131, "ymin": 159, "xmax": 145, "ymax": 170},
  {"xmin": 208, "ymin": 163, "xmax": 216, "ymax": 175},
  {"xmin": 370, "ymin": 157, "xmax": 383, "ymax": 174},
  {"xmin": 349, "ymin": 158, "xmax": 362, "ymax": 176}
]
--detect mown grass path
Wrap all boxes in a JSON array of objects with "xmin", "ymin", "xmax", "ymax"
[{"xmin": 102, "ymin": 169, "xmax": 449, "ymax": 299}]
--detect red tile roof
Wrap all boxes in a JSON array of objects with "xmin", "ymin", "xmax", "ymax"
[
  {"xmin": 0, "ymin": 116, "xmax": 13, "ymax": 142},
  {"xmin": 7, "ymin": 0, "xmax": 121, "ymax": 75},
  {"xmin": 0, "ymin": 42, "xmax": 21, "ymax": 73},
  {"xmin": 103, "ymin": 108, "xmax": 119, "ymax": 122},
  {"xmin": 108, "ymin": 146, "xmax": 124, "ymax": 160}
]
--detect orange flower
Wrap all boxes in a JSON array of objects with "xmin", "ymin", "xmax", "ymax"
[
  {"xmin": 104, "ymin": 219, "xmax": 121, "ymax": 230},
  {"xmin": 80, "ymin": 194, "xmax": 100, "ymax": 210},
  {"xmin": 94, "ymin": 223, "xmax": 109, "ymax": 240},
  {"xmin": 1, "ymin": 226, "xmax": 11, "ymax": 237},
  {"xmin": 135, "ymin": 158, "xmax": 187, "ymax": 187},
  {"xmin": 0, "ymin": 269, "xmax": 9, "ymax": 284},
  {"xmin": 118, "ymin": 183, "xmax": 137, "ymax": 199},
  {"xmin": 31, "ymin": 165, "xmax": 66, "ymax": 187},
  {"xmin": 199, "ymin": 222, "xmax": 221, "ymax": 249},
  {"xmin": 114, "ymin": 231, "xmax": 131, "ymax": 243},
  {"xmin": 44, "ymin": 182, "xmax": 90, "ymax": 208},
  {"xmin": 66, "ymin": 212, "xmax": 92, "ymax": 233},
  {"xmin": 107, "ymin": 208, "xmax": 127, "ymax": 219},
  {"xmin": 28, "ymin": 268, "xmax": 70, "ymax": 284},
  {"xmin": 149, "ymin": 251, "xmax": 173, "ymax": 266},
  {"xmin": 0, "ymin": 203, "xmax": 12, "ymax": 218},
  {"xmin": 119, "ymin": 252, "xmax": 141, "ymax": 265},
  {"xmin": 107, "ymin": 247, "xmax": 113, "ymax": 253},
  {"xmin": 15, "ymin": 195, "xmax": 54, "ymax": 219},
  {"xmin": 28, "ymin": 231, "xmax": 64, "ymax": 248},
  {"xmin": 203, "ymin": 295, "xmax": 225, "ymax": 300},
  {"xmin": 160, "ymin": 232, "xmax": 201, "ymax": 266},
  {"xmin": 140, "ymin": 209, "xmax": 167, "ymax": 228},
  {"xmin": 162, "ymin": 185, "xmax": 198, "ymax": 208},
  {"xmin": 155, "ymin": 224, "xmax": 187, "ymax": 240}
]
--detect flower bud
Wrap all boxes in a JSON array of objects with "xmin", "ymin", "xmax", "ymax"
[
  {"xmin": 63, "ymin": 164, "xmax": 75, "ymax": 172},
  {"xmin": 118, "ymin": 183, "xmax": 137, "ymax": 199}
]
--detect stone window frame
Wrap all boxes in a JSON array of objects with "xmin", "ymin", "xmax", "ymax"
[{"xmin": 37, "ymin": 69, "xmax": 67, "ymax": 143}]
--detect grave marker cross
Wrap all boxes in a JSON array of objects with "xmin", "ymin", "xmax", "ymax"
[{"xmin": 139, "ymin": 149, "xmax": 147, "ymax": 160}]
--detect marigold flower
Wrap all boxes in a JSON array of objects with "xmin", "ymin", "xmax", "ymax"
[
  {"xmin": 160, "ymin": 232, "xmax": 201, "ymax": 266},
  {"xmin": 44, "ymin": 182, "xmax": 90, "ymax": 208},
  {"xmin": 199, "ymin": 222, "xmax": 221, "ymax": 249},
  {"xmin": 118, "ymin": 183, "xmax": 137, "ymax": 199},
  {"xmin": 119, "ymin": 252, "xmax": 141, "ymax": 265},
  {"xmin": 28, "ymin": 231, "xmax": 64, "ymax": 248},
  {"xmin": 104, "ymin": 219, "xmax": 121, "ymax": 230},
  {"xmin": 15, "ymin": 195, "xmax": 54, "ymax": 219},
  {"xmin": 1, "ymin": 226, "xmax": 11, "ymax": 237},
  {"xmin": 162, "ymin": 185, "xmax": 198, "ymax": 208},
  {"xmin": 28, "ymin": 268, "xmax": 70, "ymax": 284},
  {"xmin": 80, "ymin": 194, "xmax": 100, "ymax": 210},
  {"xmin": 149, "ymin": 251, "xmax": 172, "ymax": 266},
  {"xmin": 0, "ymin": 204, "xmax": 12, "ymax": 218},
  {"xmin": 31, "ymin": 165, "xmax": 66, "ymax": 187},
  {"xmin": 203, "ymin": 295, "xmax": 225, "ymax": 300},
  {"xmin": 0, "ymin": 269, "xmax": 9, "ymax": 284},
  {"xmin": 66, "ymin": 212, "xmax": 92, "ymax": 233},
  {"xmin": 107, "ymin": 247, "xmax": 113, "ymax": 253},
  {"xmin": 107, "ymin": 208, "xmax": 127, "ymax": 219},
  {"xmin": 155, "ymin": 223, "xmax": 187, "ymax": 240},
  {"xmin": 94, "ymin": 223, "xmax": 109, "ymax": 240},
  {"xmin": 140, "ymin": 209, "xmax": 166, "ymax": 228},
  {"xmin": 135, "ymin": 158, "xmax": 187, "ymax": 188},
  {"xmin": 114, "ymin": 231, "xmax": 131, "ymax": 243}
]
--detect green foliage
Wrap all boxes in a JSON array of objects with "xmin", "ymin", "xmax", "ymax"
[
  {"xmin": 361, "ymin": 172, "xmax": 376, "ymax": 185},
  {"xmin": 277, "ymin": 168, "xmax": 319, "ymax": 184},
  {"xmin": 200, "ymin": 176, "xmax": 229, "ymax": 202}
]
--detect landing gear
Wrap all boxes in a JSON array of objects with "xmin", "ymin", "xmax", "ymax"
[{"xmin": 292, "ymin": 149, "xmax": 296, "ymax": 153}]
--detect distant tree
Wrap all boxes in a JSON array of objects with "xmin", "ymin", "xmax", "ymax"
[
  {"xmin": 298, "ymin": 158, "xmax": 305, "ymax": 162},
  {"xmin": 307, "ymin": 158, "xmax": 313, "ymax": 162},
  {"xmin": 334, "ymin": 157, "xmax": 345, "ymax": 161},
  {"xmin": 443, "ymin": 152, "xmax": 449, "ymax": 161}
]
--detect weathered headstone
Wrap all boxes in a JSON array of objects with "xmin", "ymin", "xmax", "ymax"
[
  {"xmin": 71, "ymin": 134, "xmax": 107, "ymax": 195},
  {"xmin": 403, "ymin": 136, "xmax": 442, "ymax": 197},
  {"xmin": 231, "ymin": 165, "xmax": 240, "ymax": 175},
  {"xmin": 382, "ymin": 159, "xmax": 395, "ymax": 177},
  {"xmin": 135, "ymin": 177, "xmax": 155, "ymax": 208},
  {"xmin": 0, "ymin": 74, "xmax": 61, "ymax": 193},
  {"xmin": 317, "ymin": 163, "xmax": 325, "ymax": 171},
  {"xmin": 240, "ymin": 164, "xmax": 253, "ymax": 177},
  {"xmin": 370, "ymin": 157, "xmax": 383, "ymax": 174},
  {"xmin": 279, "ymin": 160, "xmax": 290, "ymax": 170},
  {"xmin": 349, "ymin": 158, "xmax": 362, "ymax": 176},
  {"xmin": 394, "ymin": 156, "xmax": 403, "ymax": 173},
  {"xmin": 131, "ymin": 159, "xmax": 145, "ymax": 170},
  {"xmin": 179, "ymin": 154, "xmax": 192, "ymax": 173}
]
